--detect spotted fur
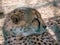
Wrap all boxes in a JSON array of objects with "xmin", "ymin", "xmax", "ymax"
[{"xmin": 3, "ymin": 7, "xmax": 58, "ymax": 45}]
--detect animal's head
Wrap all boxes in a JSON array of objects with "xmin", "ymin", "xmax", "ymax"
[{"xmin": 4, "ymin": 7, "xmax": 46, "ymax": 36}]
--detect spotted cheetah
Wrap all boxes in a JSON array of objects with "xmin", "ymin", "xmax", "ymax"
[
  {"xmin": 47, "ymin": 16, "xmax": 60, "ymax": 45},
  {"xmin": 2, "ymin": 7, "xmax": 58, "ymax": 45}
]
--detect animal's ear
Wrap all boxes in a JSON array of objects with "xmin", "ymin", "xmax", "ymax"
[{"xmin": 32, "ymin": 9, "xmax": 46, "ymax": 29}]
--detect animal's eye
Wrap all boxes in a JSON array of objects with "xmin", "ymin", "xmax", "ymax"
[
  {"xmin": 0, "ymin": 12, "xmax": 4, "ymax": 19},
  {"xmin": 32, "ymin": 18, "xmax": 40, "ymax": 27},
  {"xmin": 11, "ymin": 15, "xmax": 20, "ymax": 24}
]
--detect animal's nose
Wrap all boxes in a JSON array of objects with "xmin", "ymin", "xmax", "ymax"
[
  {"xmin": 43, "ymin": 25, "xmax": 47, "ymax": 29},
  {"xmin": 11, "ymin": 16, "xmax": 20, "ymax": 24}
]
